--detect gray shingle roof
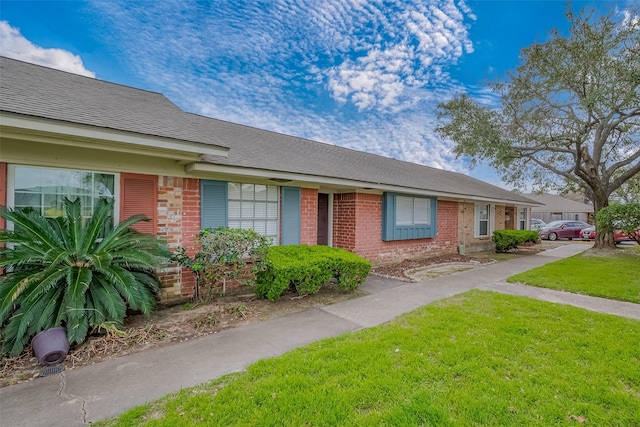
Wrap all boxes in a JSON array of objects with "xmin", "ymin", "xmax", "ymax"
[
  {"xmin": 0, "ymin": 57, "xmax": 227, "ymax": 148},
  {"xmin": 1, "ymin": 56, "xmax": 537, "ymax": 205},
  {"xmin": 526, "ymin": 193, "xmax": 593, "ymax": 213}
]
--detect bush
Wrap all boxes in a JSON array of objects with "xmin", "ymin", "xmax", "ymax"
[
  {"xmin": 493, "ymin": 230, "xmax": 540, "ymax": 253},
  {"xmin": 596, "ymin": 203, "xmax": 640, "ymax": 244},
  {"xmin": 0, "ymin": 198, "xmax": 170, "ymax": 356},
  {"xmin": 255, "ymin": 245, "xmax": 371, "ymax": 301},
  {"xmin": 173, "ymin": 228, "xmax": 270, "ymax": 301}
]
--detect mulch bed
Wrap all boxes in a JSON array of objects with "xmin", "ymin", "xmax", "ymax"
[{"xmin": 371, "ymin": 253, "xmax": 495, "ymax": 281}]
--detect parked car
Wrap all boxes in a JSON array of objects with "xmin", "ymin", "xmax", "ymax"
[
  {"xmin": 530, "ymin": 218, "xmax": 546, "ymax": 231},
  {"xmin": 579, "ymin": 226, "xmax": 595, "ymax": 240},
  {"xmin": 539, "ymin": 220, "xmax": 591, "ymax": 241},
  {"xmin": 580, "ymin": 226, "xmax": 635, "ymax": 243}
]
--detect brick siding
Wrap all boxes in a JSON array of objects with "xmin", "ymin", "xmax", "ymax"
[
  {"xmin": 332, "ymin": 193, "xmax": 357, "ymax": 251},
  {"xmin": 300, "ymin": 188, "xmax": 318, "ymax": 244},
  {"xmin": 458, "ymin": 202, "xmax": 505, "ymax": 252},
  {"xmin": 156, "ymin": 176, "xmax": 200, "ymax": 301},
  {"xmin": 331, "ymin": 193, "xmax": 459, "ymax": 264}
]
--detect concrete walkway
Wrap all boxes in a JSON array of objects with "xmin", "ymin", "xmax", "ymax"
[{"xmin": 1, "ymin": 244, "xmax": 637, "ymax": 426}]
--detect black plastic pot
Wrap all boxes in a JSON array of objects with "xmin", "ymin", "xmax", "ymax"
[{"xmin": 31, "ymin": 327, "xmax": 69, "ymax": 366}]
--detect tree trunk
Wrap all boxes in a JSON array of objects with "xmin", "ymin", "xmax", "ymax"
[{"xmin": 592, "ymin": 194, "xmax": 617, "ymax": 249}]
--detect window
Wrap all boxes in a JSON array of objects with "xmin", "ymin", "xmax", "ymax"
[
  {"xmin": 227, "ymin": 182, "xmax": 279, "ymax": 242},
  {"xmin": 396, "ymin": 196, "xmax": 431, "ymax": 226},
  {"xmin": 382, "ymin": 193, "xmax": 437, "ymax": 241},
  {"xmin": 518, "ymin": 208, "xmax": 527, "ymax": 230},
  {"xmin": 9, "ymin": 165, "xmax": 117, "ymax": 224},
  {"xmin": 475, "ymin": 204, "xmax": 491, "ymax": 237}
]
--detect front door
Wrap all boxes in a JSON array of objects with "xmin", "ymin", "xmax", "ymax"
[{"xmin": 317, "ymin": 193, "xmax": 329, "ymax": 245}]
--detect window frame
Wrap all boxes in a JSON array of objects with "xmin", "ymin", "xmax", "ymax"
[
  {"xmin": 6, "ymin": 164, "xmax": 120, "ymax": 228},
  {"xmin": 382, "ymin": 192, "xmax": 437, "ymax": 241},
  {"xmin": 227, "ymin": 182, "xmax": 280, "ymax": 243},
  {"xmin": 474, "ymin": 203, "xmax": 493, "ymax": 238},
  {"xmin": 517, "ymin": 207, "xmax": 528, "ymax": 230}
]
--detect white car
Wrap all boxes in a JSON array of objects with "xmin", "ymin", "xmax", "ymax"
[{"xmin": 530, "ymin": 218, "xmax": 546, "ymax": 231}]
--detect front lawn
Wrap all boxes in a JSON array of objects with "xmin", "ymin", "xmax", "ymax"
[
  {"xmin": 508, "ymin": 249, "xmax": 640, "ymax": 303},
  {"xmin": 98, "ymin": 291, "xmax": 640, "ymax": 426}
]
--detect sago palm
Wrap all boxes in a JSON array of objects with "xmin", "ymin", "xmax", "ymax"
[{"xmin": 0, "ymin": 198, "xmax": 169, "ymax": 356}]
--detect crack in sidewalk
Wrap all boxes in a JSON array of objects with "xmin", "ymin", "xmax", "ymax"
[{"xmin": 57, "ymin": 372, "xmax": 89, "ymax": 424}]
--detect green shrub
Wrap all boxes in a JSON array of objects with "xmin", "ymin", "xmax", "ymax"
[
  {"xmin": 255, "ymin": 245, "xmax": 371, "ymax": 301},
  {"xmin": 596, "ymin": 203, "xmax": 640, "ymax": 244},
  {"xmin": 493, "ymin": 229, "xmax": 540, "ymax": 253},
  {"xmin": 173, "ymin": 228, "xmax": 270, "ymax": 301},
  {"xmin": 0, "ymin": 198, "xmax": 170, "ymax": 356}
]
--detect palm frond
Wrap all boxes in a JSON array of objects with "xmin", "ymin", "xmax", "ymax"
[
  {"xmin": 62, "ymin": 198, "xmax": 84, "ymax": 254},
  {"xmin": 96, "ymin": 215, "xmax": 149, "ymax": 252},
  {"xmin": 0, "ymin": 206, "xmax": 62, "ymax": 251},
  {"xmin": 80, "ymin": 198, "xmax": 112, "ymax": 254},
  {"xmin": 63, "ymin": 267, "xmax": 91, "ymax": 326},
  {"xmin": 90, "ymin": 275, "xmax": 126, "ymax": 323}
]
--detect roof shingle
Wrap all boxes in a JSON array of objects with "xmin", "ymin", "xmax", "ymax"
[{"xmin": 0, "ymin": 56, "xmax": 537, "ymax": 205}]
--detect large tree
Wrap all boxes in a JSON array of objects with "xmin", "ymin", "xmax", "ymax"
[{"xmin": 436, "ymin": 6, "xmax": 640, "ymax": 248}]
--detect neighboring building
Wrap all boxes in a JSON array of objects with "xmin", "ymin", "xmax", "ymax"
[
  {"xmin": 0, "ymin": 57, "xmax": 539, "ymax": 300},
  {"xmin": 525, "ymin": 193, "xmax": 593, "ymax": 224}
]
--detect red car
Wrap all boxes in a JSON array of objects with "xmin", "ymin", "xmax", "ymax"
[
  {"xmin": 539, "ymin": 220, "xmax": 591, "ymax": 241},
  {"xmin": 579, "ymin": 226, "xmax": 636, "ymax": 243}
]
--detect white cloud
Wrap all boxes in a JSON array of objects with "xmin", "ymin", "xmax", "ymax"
[
  {"xmin": 0, "ymin": 21, "xmax": 95, "ymax": 77},
  {"xmin": 82, "ymin": 1, "xmax": 483, "ymax": 176}
]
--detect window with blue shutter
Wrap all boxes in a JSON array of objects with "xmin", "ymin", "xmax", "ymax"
[
  {"xmin": 382, "ymin": 192, "xmax": 437, "ymax": 241},
  {"xmin": 281, "ymin": 187, "xmax": 301, "ymax": 245},
  {"xmin": 201, "ymin": 180, "xmax": 228, "ymax": 230}
]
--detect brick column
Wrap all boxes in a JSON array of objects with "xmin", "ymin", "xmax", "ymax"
[
  {"xmin": 156, "ymin": 176, "xmax": 201, "ymax": 300},
  {"xmin": 332, "ymin": 193, "xmax": 357, "ymax": 251},
  {"xmin": 300, "ymin": 188, "xmax": 318, "ymax": 245}
]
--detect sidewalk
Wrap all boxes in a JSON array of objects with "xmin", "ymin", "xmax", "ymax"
[{"xmin": 1, "ymin": 244, "xmax": 637, "ymax": 426}]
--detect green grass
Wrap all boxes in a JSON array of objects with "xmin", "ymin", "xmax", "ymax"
[
  {"xmin": 508, "ymin": 249, "xmax": 640, "ymax": 303},
  {"xmin": 98, "ymin": 291, "xmax": 640, "ymax": 427}
]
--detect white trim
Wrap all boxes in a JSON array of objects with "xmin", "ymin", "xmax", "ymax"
[
  {"xmin": 327, "ymin": 193, "xmax": 334, "ymax": 247},
  {"xmin": 1, "ymin": 112, "xmax": 229, "ymax": 160},
  {"xmin": 186, "ymin": 163, "xmax": 540, "ymax": 206}
]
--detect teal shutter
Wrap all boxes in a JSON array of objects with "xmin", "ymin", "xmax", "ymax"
[
  {"xmin": 201, "ymin": 180, "xmax": 227, "ymax": 230},
  {"xmin": 382, "ymin": 193, "xmax": 396, "ymax": 241},
  {"xmin": 281, "ymin": 187, "xmax": 301, "ymax": 245}
]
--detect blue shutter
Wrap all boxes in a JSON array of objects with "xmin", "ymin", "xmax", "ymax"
[
  {"xmin": 382, "ymin": 193, "xmax": 396, "ymax": 241},
  {"xmin": 281, "ymin": 187, "xmax": 301, "ymax": 245},
  {"xmin": 201, "ymin": 180, "xmax": 227, "ymax": 230}
]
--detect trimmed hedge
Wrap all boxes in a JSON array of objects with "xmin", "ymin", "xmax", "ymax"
[
  {"xmin": 255, "ymin": 245, "xmax": 372, "ymax": 301},
  {"xmin": 493, "ymin": 230, "xmax": 540, "ymax": 253}
]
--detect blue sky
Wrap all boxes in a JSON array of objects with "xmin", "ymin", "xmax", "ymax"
[{"xmin": 0, "ymin": 0, "xmax": 630, "ymax": 189}]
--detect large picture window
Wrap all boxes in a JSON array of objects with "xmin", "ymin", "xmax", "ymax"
[
  {"xmin": 10, "ymin": 165, "xmax": 116, "ymax": 223},
  {"xmin": 227, "ymin": 183, "xmax": 279, "ymax": 241}
]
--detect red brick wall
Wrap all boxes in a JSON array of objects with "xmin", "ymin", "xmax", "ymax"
[
  {"xmin": 156, "ymin": 176, "xmax": 201, "ymax": 300},
  {"xmin": 300, "ymin": 188, "xmax": 318, "ymax": 245},
  {"xmin": 333, "ymin": 193, "xmax": 357, "ymax": 251},
  {"xmin": 332, "ymin": 193, "xmax": 459, "ymax": 264}
]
